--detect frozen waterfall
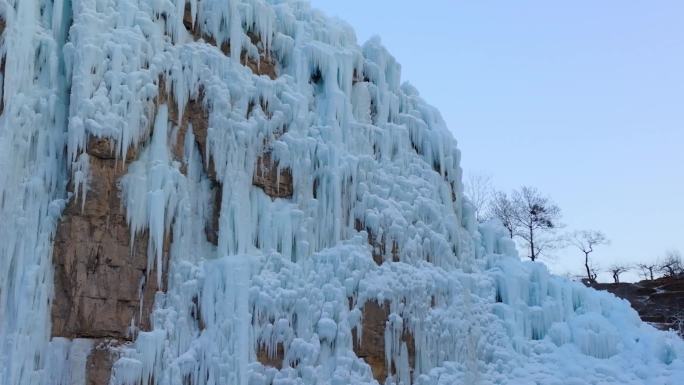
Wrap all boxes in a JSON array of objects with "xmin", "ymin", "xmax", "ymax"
[{"xmin": 0, "ymin": 1, "xmax": 681, "ymax": 385}]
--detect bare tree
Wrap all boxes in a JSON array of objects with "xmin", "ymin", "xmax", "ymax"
[
  {"xmin": 673, "ymin": 311, "xmax": 684, "ymax": 338},
  {"xmin": 512, "ymin": 186, "xmax": 562, "ymax": 261},
  {"xmin": 636, "ymin": 262, "xmax": 658, "ymax": 281},
  {"xmin": 489, "ymin": 191, "xmax": 518, "ymax": 239},
  {"xmin": 608, "ymin": 265, "xmax": 629, "ymax": 284},
  {"xmin": 658, "ymin": 250, "xmax": 683, "ymax": 277},
  {"xmin": 571, "ymin": 230, "xmax": 609, "ymax": 283},
  {"xmin": 464, "ymin": 174, "xmax": 493, "ymax": 223},
  {"xmin": 588, "ymin": 261, "xmax": 600, "ymax": 283}
]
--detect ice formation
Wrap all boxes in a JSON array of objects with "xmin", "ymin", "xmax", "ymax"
[{"xmin": 0, "ymin": 1, "xmax": 682, "ymax": 384}]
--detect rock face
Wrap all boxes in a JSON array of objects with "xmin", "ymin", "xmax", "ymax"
[
  {"xmin": 352, "ymin": 301, "xmax": 415, "ymax": 382},
  {"xmin": 183, "ymin": 3, "xmax": 277, "ymax": 81},
  {"xmin": 253, "ymin": 152, "xmax": 293, "ymax": 199},
  {"xmin": 254, "ymin": 299, "xmax": 417, "ymax": 382},
  {"xmin": 51, "ymin": 17, "xmax": 290, "ymax": 351},
  {"xmin": 256, "ymin": 343, "xmax": 285, "ymax": 370},
  {"xmin": 51, "ymin": 81, "xmax": 295, "ymax": 383},
  {"xmin": 85, "ymin": 341, "xmax": 122, "ymax": 385},
  {"xmin": 51, "ymin": 138, "xmax": 165, "ymax": 340},
  {"xmin": 51, "ymin": 136, "xmax": 170, "ymax": 385},
  {"xmin": 590, "ymin": 276, "xmax": 684, "ymax": 337}
]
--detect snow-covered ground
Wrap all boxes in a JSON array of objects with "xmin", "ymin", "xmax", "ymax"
[{"xmin": 0, "ymin": 1, "xmax": 681, "ymax": 384}]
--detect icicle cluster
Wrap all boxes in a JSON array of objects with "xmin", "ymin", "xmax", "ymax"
[
  {"xmin": 0, "ymin": 0, "xmax": 70, "ymax": 383},
  {"xmin": 0, "ymin": 1, "xmax": 682, "ymax": 385}
]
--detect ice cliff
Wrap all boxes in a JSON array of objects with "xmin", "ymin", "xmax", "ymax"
[{"xmin": 0, "ymin": 1, "xmax": 682, "ymax": 384}]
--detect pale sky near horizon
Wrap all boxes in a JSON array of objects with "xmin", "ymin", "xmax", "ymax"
[{"xmin": 310, "ymin": 0, "xmax": 684, "ymax": 282}]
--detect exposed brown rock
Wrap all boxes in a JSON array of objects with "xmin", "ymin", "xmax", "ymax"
[
  {"xmin": 51, "ymin": 138, "xmax": 167, "ymax": 340},
  {"xmin": 49, "ymin": 63, "xmax": 194, "ymax": 381},
  {"xmin": 256, "ymin": 342, "xmax": 285, "ymax": 369},
  {"xmin": 183, "ymin": 2, "xmax": 196, "ymax": 37},
  {"xmin": 86, "ymin": 136, "xmax": 138, "ymax": 162},
  {"xmin": 52, "ymin": 134, "xmax": 172, "ymax": 384},
  {"xmin": 242, "ymin": 32, "xmax": 278, "ymax": 80},
  {"xmin": 49, "ymin": 26, "xmax": 282, "ymax": 377},
  {"xmin": 352, "ymin": 301, "xmax": 415, "ymax": 383},
  {"xmin": 161, "ymin": 85, "xmax": 212, "ymax": 178},
  {"xmin": 160, "ymin": 83, "xmax": 222, "ymax": 245},
  {"xmin": 182, "ymin": 5, "xmax": 276, "ymax": 80},
  {"xmin": 85, "ymin": 340, "xmax": 122, "ymax": 385},
  {"xmin": 253, "ymin": 152, "xmax": 293, "ymax": 199},
  {"xmin": 353, "ymin": 301, "xmax": 389, "ymax": 381}
]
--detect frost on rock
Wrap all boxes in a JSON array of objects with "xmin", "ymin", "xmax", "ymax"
[{"xmin": 0, "ymin": 1, "xmax": 683, "ymax": 385}]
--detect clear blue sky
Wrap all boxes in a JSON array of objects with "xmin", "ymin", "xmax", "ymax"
[{"xmin": 310, "ymin": 0, "xmax": 684, "ymax": 281}]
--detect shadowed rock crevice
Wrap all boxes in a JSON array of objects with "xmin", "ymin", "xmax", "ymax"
[
  {"xmin": 0, "ymin": 16, "xmax": 6, "ymax": 115},
  {"xmin": 355, "ymin": 219, "xmax": 400, "ymax": 265}
]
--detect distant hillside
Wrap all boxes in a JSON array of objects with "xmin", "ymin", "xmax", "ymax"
[{"xmin": 590, "ymin": 277, "xmax": 684, "ymax": 337}]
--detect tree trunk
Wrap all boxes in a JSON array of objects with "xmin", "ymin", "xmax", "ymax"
[
  {"xmin": 584, "ymin": 252, "xmax": 593, "ymax": 282},
  {"xmin": 529, "ymin": 226, "xmax": 535, "ymax": 261}
]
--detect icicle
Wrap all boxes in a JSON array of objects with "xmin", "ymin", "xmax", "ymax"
[{"xmin": 71, "ymin": 153, "xmax": 90, "ymax": 212}]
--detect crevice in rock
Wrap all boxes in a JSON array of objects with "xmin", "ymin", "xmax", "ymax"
[
  {"xmin": 352, "ymin": 68, "xmax": 365, "ymax": 85},
  {"xmin": 0, "ymin": 16, "xmax": 5, "ymax": 116},
  {"xmin": 205, "ymin": 181, "xmax": 222, "ymax": 246},
  {"xmin": 191, "ymin": 295, "xmax": 206, "ymax": 331},
  {"xmin": 355, "ymin": 219, "xmax": 400, "ymax": 265},
  {"xmin": 310, "ymin": 66, "xmax": 323, "ymax": 85}
]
